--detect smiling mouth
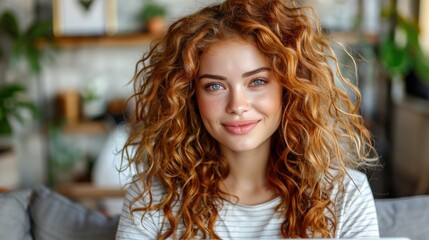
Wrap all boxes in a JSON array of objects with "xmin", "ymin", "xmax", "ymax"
[{"xmin": 222, "ymin": 120, "xmax": 260, "ymax": 135}]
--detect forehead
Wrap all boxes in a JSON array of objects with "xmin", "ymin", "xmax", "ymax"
[{"xmin": 199, "ymin": 39, "xmax": 270, "ymax": 73}]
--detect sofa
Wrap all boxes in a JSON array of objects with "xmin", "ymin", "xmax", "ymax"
[
  {"xmin": 1, "ymin": 185, "xmax": 429, "ymax": 240},
  {"xmin": 0, "ymin": 185, "xmax": 119, "ymax": 240}
]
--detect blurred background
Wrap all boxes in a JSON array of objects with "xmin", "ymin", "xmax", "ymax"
[{"xmin": 1, "ymin": 0, "xmax": 429, "ymax": 214}]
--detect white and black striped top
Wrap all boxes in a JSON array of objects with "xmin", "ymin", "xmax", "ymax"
[{"xmin": 116, "ymin": 169, "xmax": 379, "ymax": 239}]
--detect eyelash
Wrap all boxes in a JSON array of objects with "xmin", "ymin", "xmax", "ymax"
[
  {"xmin": 205, "ymin": 82, "xmax": 225, "ymax": 91},
  {"xmin": 204, "ymin": 77, "xmax": 268, "ymax": 91},
  {"xmin": 249, "ymin": 77, "xmax": 268, "ymax": 87}
]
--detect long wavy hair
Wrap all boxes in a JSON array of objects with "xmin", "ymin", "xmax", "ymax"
[{"xmin": 122, "ymin": 0, "xmax": 377, "ymax": 238}]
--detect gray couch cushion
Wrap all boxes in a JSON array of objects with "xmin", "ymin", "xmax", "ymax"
[
  {"xmin": 375, "ymin": 195, "xmax": 429, "ymax": 240},
  {"xmin": 0, "ymin": 189, "xmax": 33, "ymax": 240},
  {"xmin": 29, "ymin": 185, "xmax": 119, "ymax": 240}
]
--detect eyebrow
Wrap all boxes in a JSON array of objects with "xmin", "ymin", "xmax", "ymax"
[
  {"xmin": 242, "ymin": 67, "xmax": 271, "ymax": 78},
  {"xmin": 198, "ymin": 67, "xmax": 271, "ymax": 80}
]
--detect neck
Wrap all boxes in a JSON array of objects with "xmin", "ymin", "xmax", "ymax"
[
  {"xmin": 223, "ymin": 149, "xmax": 270, "ymax": 183},
  {"xmin": 220, "ymin": 138, "xmax": 275, "ymax": 205}
]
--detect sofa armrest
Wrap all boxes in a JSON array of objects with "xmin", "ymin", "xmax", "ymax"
[
  {"xmin": 0, "ymin": 189, "xmax": 33, "ymax": 240},
  {"xmin": 376, "ymin": 195, "xmax": 429, "ymax": 239}
]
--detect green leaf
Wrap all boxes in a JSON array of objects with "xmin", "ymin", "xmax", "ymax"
[
  {"xmin": 0, "ymin": 83, "xmax": 37, "ymax": 125},
  {"xmin": 0, "ymin": 10, "xmax": 21, "ymax": 39},
  {"xmin": 10, "ymin": 37, "xmax": 25, "ymax": 65},
  {"xmin": 25, "ymin": 19, "xmax": 52, "ymax": 41},
  {"xmin": 0, "ymin": 83, "xmax": 25, "ymax": 99},
  {"xmin": 398, "ymin": 15, "xmax": 420, "ymax": 47},
  {"xmin": 1, "ymin": 10, "xmax": 53, "ymax": 75},
  {"xmin": 9, "ymin": 108, "xmax": 25, "ymax": 124},
  {"xmin": 16, "ymin": 101, "xmax": 38, "ymax": 117},
  {"xmin": 379, "ymin": 39, "xmax": 411, "ymax": 78},
  {"xmin": 139, "ymin": 1, "xmax": 167, "ymax": 22},
  {"xmin": 0, "ymin": 117, "xmax": 12, "ymax": 136},
  {"xmin": 26, "ymin": 45, "xmax": 42, "ymax": 73}
]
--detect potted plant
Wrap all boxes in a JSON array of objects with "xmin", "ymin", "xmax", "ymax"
[
  {"xmin": 138, "ymin": 0, "xmax": 167, "ymax": 34},
  {"xmin": 0, "ymin": 10, "xmax": 51, "ymax": 188},
  {"xmin": 0, "ymin": 10, "xmax": 51, "ymax": 137},
  {"xmin": 378, "ymin": 4, "xmax": 429, "ymax": 99}
]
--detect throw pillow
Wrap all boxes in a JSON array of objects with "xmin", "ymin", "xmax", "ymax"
[{"xmin": 29, "ymin": 185, "xmax": 119, "ymax": 240}]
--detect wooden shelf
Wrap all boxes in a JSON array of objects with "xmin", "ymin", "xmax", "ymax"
[
  {"xmin": 38, "ymin": 33, "xmax": 162, "ymax": 48},
  {"xmin": 327, "ymin": 31, "xmax": 378, "ymax": 45},
  {"xmin": 56, "ymin": 183, "xmax": 125, "ymax": 200},
  {"xmin": 61, "ymin": 121, "xmax": 110, "ymax": 135}
]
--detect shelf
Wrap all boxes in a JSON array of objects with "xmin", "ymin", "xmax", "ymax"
[
  {"xmin": 61, "ymin": 121, "xmax": 110, "ymax": 135},
  {"xmin": 56, "ymin": 183, "xmax": 125, "ymax": 200},
  {"xmin": 327, "ymin": 31, "xmax": 378, "ymax": 45},
  {"xmin": 38, "ymin": 33, "xmax": 162, "ymax": 48}
]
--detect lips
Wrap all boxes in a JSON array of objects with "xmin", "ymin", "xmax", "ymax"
[{"xmin": 222, "ymin": 120, "xmax": 260, "ymax": 135}]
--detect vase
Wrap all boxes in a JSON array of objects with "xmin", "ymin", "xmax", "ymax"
[{"xmin": 0, "ymin": 147, "xmax": 19, "ymax": 189}]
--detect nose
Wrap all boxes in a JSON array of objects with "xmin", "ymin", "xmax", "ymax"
[{"xmin": 226, "ymin": 88, "xmax": 250, "ymax": 115}]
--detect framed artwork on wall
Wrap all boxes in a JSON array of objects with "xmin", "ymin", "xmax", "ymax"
[{"xmin": 52, "ymin": 0, "xmax": 117, "ymax": 36}]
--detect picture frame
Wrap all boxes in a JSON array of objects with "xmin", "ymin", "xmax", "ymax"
[{"xmin": 52, "ymin": 0, "xmax": 117, "ymax": 36}]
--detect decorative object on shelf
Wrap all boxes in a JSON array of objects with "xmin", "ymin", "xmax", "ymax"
[
  {"xmin": 78, "ymin": 0, "xmax": 95, "ymax": 12},
  {"xmin": 378, "ymin": 2, "xmax": 429, "ymax": 99},
  {"xmin": 82, "ymin": 88, "xmax": 105, "ymax": 120},
  {"xmin": 138, "ymin": 0, "xmax": 167, "ymax": 34},
  {"xmin": 52, "ymin": 0, "xmax": 117, "ymax": 36},
  {"xmin": 0, "ymin": 145, "xmax": 19, "ymax": 189},
  {"xmin": 55, "ymin": 90, "xmax": 81, "ymax": 125},
  {"xmin": 81, "ymin": 75, "xmax": 108, "ymax": 120}
]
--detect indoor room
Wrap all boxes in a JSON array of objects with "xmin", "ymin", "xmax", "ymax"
[{"xmin": 1, "ymin": 0, "xmax": 429, "ymax": 239}]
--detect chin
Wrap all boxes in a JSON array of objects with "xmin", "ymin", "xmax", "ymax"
[{"xmin": 221, "ymin": 140, "xmax": 264, "ymax": 153}]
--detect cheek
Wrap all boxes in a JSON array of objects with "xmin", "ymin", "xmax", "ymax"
[
  {"xmin": 196, "ymin": 92, "xmax": 221, "ymax": 125},
  {"xmin": 255, "ymin": 89, "xmax": 283, "ymax": 116}
]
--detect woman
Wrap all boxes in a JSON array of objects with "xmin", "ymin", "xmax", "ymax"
[{"xmin": 117, "ymin": 0, "xmax": 379, "ymax": 238}]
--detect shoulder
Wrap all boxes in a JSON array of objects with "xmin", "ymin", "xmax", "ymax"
[
  {"xmin": 331, "ymin": 168, "xmax": 373, "ymax": 204},
  {"xmin": 344, "ymin": 168, "xmax": 369, "ymax": 184},
  {"xmin": 329, "ymin": 168, "xmax": 370, "ymax": 194},
  {"xmin": 343, "ymin": 168, "xmax": 371, "ymax": 191},
  {"xmin": 332, "ymin": 168, "xmax": 380, "ymax": 238}
]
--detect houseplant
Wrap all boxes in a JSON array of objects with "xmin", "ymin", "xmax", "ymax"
[
  {"xmin": 138, "ymin": 0, "xmax": 167, "ymax": 34},
  {"xmin": 378, "ymin": 4, "xmax": 429, "ymax": 99},
  {"xmin": 0, "ymin": 10, "xmax": 51, "ymax": 188},
  {"xmin": 0, "ymin": 10, "xmax": 51, "ymax": 138}
]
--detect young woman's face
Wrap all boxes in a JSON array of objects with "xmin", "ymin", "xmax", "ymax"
[{"xmin": 196, "ymin": 39, "xmax": 283, "ymax": 153}]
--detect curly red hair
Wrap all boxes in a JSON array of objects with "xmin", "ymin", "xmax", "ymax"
[{"xmin": 122, "ymin": 0, "xmax": 377, "ymax": 238}]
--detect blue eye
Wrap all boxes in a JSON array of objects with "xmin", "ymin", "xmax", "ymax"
[
  {"xmin": 249, "ymin": 78, "xmax": 267, "ymax": 87},
  {"xmin": 206, "ymin": 83, "xmax": 224, "ymax": 91}
]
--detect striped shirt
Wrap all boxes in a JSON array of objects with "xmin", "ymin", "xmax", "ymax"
[{"xmin": 116, "ymin": 169, "xmax": 379, "ymax": 239}]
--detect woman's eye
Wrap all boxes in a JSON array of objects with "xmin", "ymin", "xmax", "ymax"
[
  {"xmin": 206, "ymin": 83, "xmax": 224, "ymax": 91},
  {"xmin": 249, "ymin": 78, "xmax": 267, "ymax": 87}
]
